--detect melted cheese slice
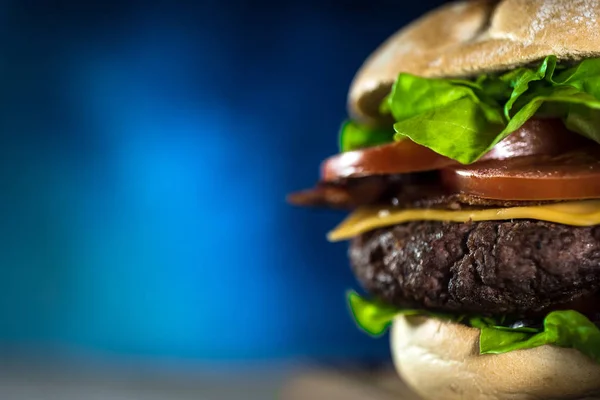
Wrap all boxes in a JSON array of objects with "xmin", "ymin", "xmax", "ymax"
[{"xmin": 327, "ymin": 200, "xmax": 600, "ymax": 242}]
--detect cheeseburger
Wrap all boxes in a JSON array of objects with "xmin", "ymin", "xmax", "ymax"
[{"xmin": 289, "ymin": 1, "xmax": 600, "ymax": 399}]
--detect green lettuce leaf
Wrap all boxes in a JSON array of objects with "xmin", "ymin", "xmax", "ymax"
[
  {"xmin": 358, "ymin": 56, "xmax": 600, "ymax": 163},
  {"xmin": 347, "ymin": 291, "xmax": 411, "ymax": 336},
  {"xmin": 479, "ymin": 310, "xmax": 600, "ymax": 363},
  {"xmin": 392, "ymin": 96, "xmax": 505, "ymax": 164},
  {"xmin": 338, "ymin": 120, "xmax": 395, "ymax": 152},
  {"xmin": 347, "ymin": 291, "xmax": 459, "ymax": 337},
  {"xmin": 347, "ymin": 291, "xmax": 600, "ymax": 364}
]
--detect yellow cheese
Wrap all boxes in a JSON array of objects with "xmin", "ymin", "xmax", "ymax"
[{"xmin": 327, "ymin": 200, "xmax": 600, "ymax": 242}]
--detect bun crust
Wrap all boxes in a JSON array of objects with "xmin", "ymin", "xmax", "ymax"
[
  {"xmin": 350, "ymin": 0, "xmax": 600, "ymax": 124},
  {"xmin": 391, "ymin": 315, "xmax": 600, "ymax": 400}
]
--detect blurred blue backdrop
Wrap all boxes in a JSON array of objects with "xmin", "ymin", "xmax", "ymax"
[{"xmin": 0, "ymin": 0, "xmax": 447, "ymax": 361}]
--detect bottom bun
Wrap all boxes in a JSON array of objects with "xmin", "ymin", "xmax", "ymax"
[{"xmin": 391, "ymin": 315, "xmax": 600, "ymax": 400}]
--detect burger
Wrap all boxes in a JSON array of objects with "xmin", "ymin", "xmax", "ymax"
[{"xmin": 289, "ymin": 1, "xmax": 600, "ymax": 399}]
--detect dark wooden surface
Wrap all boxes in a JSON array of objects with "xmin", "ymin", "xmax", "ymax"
[
  {"xmin": 0, "ymin": 358, "xmax": 421, "ymax": 399},
  {"xmin": 280, "ymin": 366, "xmax": 421, "ymax": 400}
]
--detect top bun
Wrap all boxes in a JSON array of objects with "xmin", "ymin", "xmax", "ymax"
[
  {"xmin": 350, "ymin": 0, "xmax": 600, "ymax": 124},
  {"xmin": 391, "ymin": 315, "xmax": 600, "ymax": 400}
]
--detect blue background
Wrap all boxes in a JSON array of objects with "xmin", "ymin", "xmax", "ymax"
[{"xmin": 0, "ymin": 0, "xmax": 447, "ymax": 362}]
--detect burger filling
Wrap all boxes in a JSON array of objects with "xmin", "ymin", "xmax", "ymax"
[
  {"xmin": 341, "ymin": 55, "xmax": 600, "ymax": 164},
  {"xmin": 289, "ymin": 55, "xmax": 600, "ymax": 364},
  {"xmin": 345, "ymin": 218, "xmax": 600, "ymax": 362}
]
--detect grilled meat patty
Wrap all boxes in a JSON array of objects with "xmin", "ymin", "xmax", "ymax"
[{"xmin": 349, "ymin": 219, "xmax": 600, "ymax": 320}]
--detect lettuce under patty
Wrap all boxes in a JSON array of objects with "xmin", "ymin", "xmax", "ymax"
[
  {"xmin": 340, "ymin": 55, "xmax": 600, "ymax": 163},
  {"xmin": 347, "ymin": 291, "xmax": 600, "ymax": 363}
]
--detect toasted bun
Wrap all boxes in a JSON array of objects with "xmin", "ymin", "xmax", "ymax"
[
  {"xmin": 391, "ymin": 315, "xmax": 600, "ymax": 400},
  {"xmin": 350, "ymin": 0, "xmax": 600, "ymax": 124}
]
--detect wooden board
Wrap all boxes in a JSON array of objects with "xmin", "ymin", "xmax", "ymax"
[{"xmin": 280, "ymin": 366, "xmax": 421, "ymax": 400}]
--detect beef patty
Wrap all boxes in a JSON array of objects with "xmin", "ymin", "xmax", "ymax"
[{"xmin": 349, "ymin": 219, "xmax": 600, "ymax": 319}]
